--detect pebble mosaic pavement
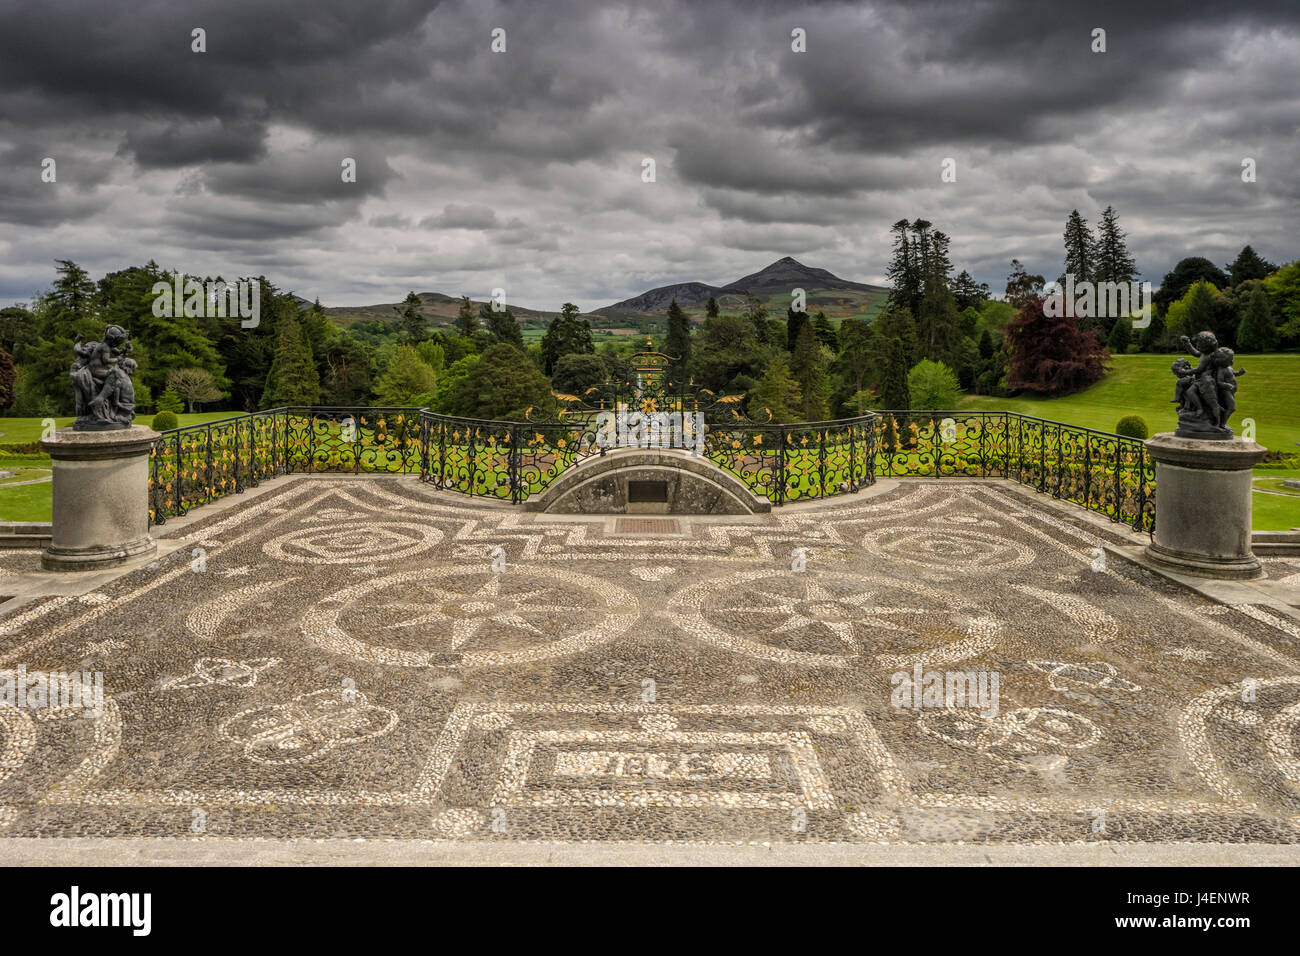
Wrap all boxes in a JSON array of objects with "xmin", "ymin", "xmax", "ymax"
[{"xmin": 2, "ymin": 476, "xmax": 1300, "ymax": 846}]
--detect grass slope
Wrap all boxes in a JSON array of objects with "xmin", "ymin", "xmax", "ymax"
[{"xmin": 959, "ymin": 354, "xmax": 1300, "ymax": 452}]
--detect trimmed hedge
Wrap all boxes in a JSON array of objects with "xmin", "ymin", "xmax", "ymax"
[
  {"xmin": 1115, "ymin": 415, "xmax": 1148, "ymax": 439},
  {"xmin": 151, "ymin": 411, "xmax": 179, "ymax": 432}
]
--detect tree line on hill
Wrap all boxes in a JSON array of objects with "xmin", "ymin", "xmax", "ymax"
[{"xmin": 0, "ymin": 220, "xmax": 1296, "ymax": 425}]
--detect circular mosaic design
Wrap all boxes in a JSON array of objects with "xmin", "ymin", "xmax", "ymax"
[
  {"xmin": 1182, "ymin": 676, "xmax": 1300, "ymax": 803},
  {"xmin": 917, "ymin": 706, "xmax": 1101, "ymax": 756},
  {"xmin": 301, "ymin": 565, "xmax": 639, "ymax": 668},
  {"xmin": 860, "ymin": 526, "xmax": 1034, "ymax": 572},
  {"xmin": 262, "ymin": 522, "xmax": 443, "ymax": 564},
  {"xmin": 667, "ymin": 570, "xmax": 979, "ymax": 667}
]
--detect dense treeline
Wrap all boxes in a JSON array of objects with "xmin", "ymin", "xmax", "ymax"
[{"xmin": 1, "ymin": 220, "xmax": 1296, "ymax": 423}]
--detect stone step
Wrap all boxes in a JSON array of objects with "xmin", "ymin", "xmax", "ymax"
[
  {"xmin": 1252, "ymin": 530, "xmax": 1300, "ymax": 556},
  {"xmin": 0, "ymin": 522, "xmax": 52, "ymax": 549}
]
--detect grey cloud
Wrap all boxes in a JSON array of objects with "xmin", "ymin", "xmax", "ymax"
[{"xmin": 0, "ymin": 0, "xmax": 1296, "ymax": 309}]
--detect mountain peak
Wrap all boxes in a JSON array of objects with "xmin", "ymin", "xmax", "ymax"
[{"xmin": 594, "ymin": 256, "xmax": 888, "ymax": 317}]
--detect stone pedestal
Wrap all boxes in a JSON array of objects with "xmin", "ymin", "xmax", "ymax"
[
  {"xmin": 1143, "ymin": 433, "xmax": 1268, "ymax": 579},
  {"xmin": 40, "ymin": 426, "xmax": 160, "ymax": 571}
]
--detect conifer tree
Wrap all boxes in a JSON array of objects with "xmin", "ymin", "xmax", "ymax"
[
  {"xmin": 1106, "ymin": 316, "xmax": 1132, "ymax": 353},
  {"xmin": 455, "ymin": 295, "xmax": 478, "ymax": 337},
  {"xmin": 886, "ymin": 219, "xmax": 921, "ymax": 317},
  {"xmin": 396, "ymin": 291, "xmax": 427, "ymax": 343},
  {"xmin": 1093, "ymin": 206, "xmax": 1137, "ymax": 286},
  {"xmin": 1139, "ymin": 308, "xmax": 1166, "ymax": 352},
  {"xmin": 868, "ymin": 308, "xmax": 917, "ymax": 410},
  {"xmin": 1235, "ymin": 285, "xmax": 1278, "ymax": 352},
  {"xmin": 786, "ymin": 307, "xmax": 808, "ymax": 353},
  {"xmin": 747, "ymin": 355, "xmax": 802, "ymax": 424},
  {"xmin": 482, "ymin": 302, "xmax": 524, "ymax": 348},
  {"xmin": 1061, "ymin": 209, "xmax": 1095, "ymax": 284},
  {"xmin": 262, "ymin": 314, "xmax": 320, "ymax": 407},
  {"xmin": 790, "ymin": 320, "xmax": 830, "ymax": 421},
  {"xmin": 1225, "ymin": 245, "xmax": 1276, "ymax": 286},
  {"xmin": 665, "ymin": 299, "xmax": 691, "ymax": 380},
  {"xmin": 812, "ymin": 311, "xmax": 838, "ymax": 352}
]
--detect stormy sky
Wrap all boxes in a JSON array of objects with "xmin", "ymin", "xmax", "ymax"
[{"xmin": 1, "ymin": 0, "xmax": 1297, "ymax": 311}]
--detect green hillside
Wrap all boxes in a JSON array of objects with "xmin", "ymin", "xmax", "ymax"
[{"xmin": 959, "ymin": 354, "xmax": 1300, "ymax": 452}]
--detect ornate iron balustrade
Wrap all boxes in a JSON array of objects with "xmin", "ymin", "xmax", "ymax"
[
  {"xmin": 147, "ymin": 406, "xmax": 1153, "ymax": 531},
  {"xmin": 873, "ymin": 410, "xmax": 1155, "ymax": 531},
  {"xmin": 149, "ymin": 406, "xmax": 422, "ymax": 523},
  {"xmin": 149, "ymin": 409, "xmax": 285, "ymax": 524},
  {"xmin": 701, "ymin": 414, "xmax": 877, "ymax": 504}
]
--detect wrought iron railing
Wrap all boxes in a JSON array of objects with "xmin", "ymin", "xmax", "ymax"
[
  {"xmin": 149, "ymin": 406, "xmax": 423, "ymax": 523},
  {"xmin": 873, "ymin": 411, "xmax": 1155, "ymax": 531},
  {"xmin": 148, "ymin": 406, "xmax": 1154, "ymax": 531}
]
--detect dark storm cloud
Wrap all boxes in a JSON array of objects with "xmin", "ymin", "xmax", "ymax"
[
  {"xmin": 121, "ymin": 117, "xmax": 270, "ymax": 168},
  {"xmin": 0, "ymin": 0, "xmax": 1296, "ymax": 309}
]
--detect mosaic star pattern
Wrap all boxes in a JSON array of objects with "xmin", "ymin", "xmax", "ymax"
[{"xmin": 1, "ymin": 476, "xmax": 1299, "ymax": 845}]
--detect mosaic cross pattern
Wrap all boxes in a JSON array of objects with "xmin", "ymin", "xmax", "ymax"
[{"xmin": 2, "ymin": 477, "xmax": 1300, "ymax": 844}]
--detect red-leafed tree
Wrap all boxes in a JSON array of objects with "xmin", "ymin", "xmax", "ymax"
[
  {"xmin": 0, "ymin": 349, "xmax": 15, "ymax": 410},
  {"xmin": 1004, "ymin": 297, "xmax": 1110, "ymax": 396}
]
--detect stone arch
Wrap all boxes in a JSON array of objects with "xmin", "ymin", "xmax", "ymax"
[{"xmin": 524, "ymin": 449, "xmax": 770, "ymax": 515}]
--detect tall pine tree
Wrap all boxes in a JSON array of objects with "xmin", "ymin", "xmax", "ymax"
[
  {"xmin": 262, "ymin": 314, "xmax": 320, "ymax": 407},
  {"xmin": 1226, "ymin": 245, "xmax": 1276, "ymax": 286},
  {"xmin": 1061, "ymin": 209, "xmax": 1095, "ymax": 284},
  {"xmin": 455, "ymin": 296, "xmax": 477, "ymax": 337},
  {"xmin": 1093, "ymin": 206, "xmax": 1137, "ymax": 286},
  {"xmin": 664, "ymin": 299, "xmax": 691, "ymax": 381},
  {"xmin": 790, "ymin": 320, "xmax": 830, "ymax": 421},
  {"xmin": 786, "ymin": 307, "xmax": 808, "ymax": 353},
  {"xmin": 747, "ymin": 355, "xmax": 802, "ymax": 424},
  {"xmin": 482, "ymin": 302, "xmax": 524, "ymax": 348},
  {"xmin": 868, "ymin": 308, "xmax": 917, "ymax": 410},
  {"xmin": 1235, "ymin": 285, "xmax": 1277, "ymax": 352},
  {"xmin": 396, "ymin": 291, "xmax": 427, "ymax": 342},
  {"xmin": 886, "ymin": 219, "xmax": 921, "ymax": 318}
]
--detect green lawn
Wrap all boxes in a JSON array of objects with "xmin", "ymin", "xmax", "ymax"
[
  {"xmin": 0, "ymin": 412, "xmax": 234, "ymax": 522},
  {"xmin": 959, "ymin": 353, "xmax": 1300, "ymax": 453},
  {"xmin": 0, "ymin": 411, "xmax": 235, "ymax": 446},
  {"xmin": 1251, "ymin": 468, "xmax": 1300, "ymax": 530},
  {"xmin": 0, "ymin": 481, "xmax": 52, "ymax": 522},
  {"xmin": 0, "ymin": 467, "xmax": 51, "ymax": 485},
  {"xmin": 1250, "ymin": 492, "xmax": 1300, "ymax": 531}
]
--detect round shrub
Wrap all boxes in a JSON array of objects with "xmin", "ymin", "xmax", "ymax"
[
  {"xmin": 1115, "ymin": 415, "xmax": 1148, "ymax": 439},
  {"xmin": 151, "ymin": 411, "xmax": 179, "ymax": 432}
]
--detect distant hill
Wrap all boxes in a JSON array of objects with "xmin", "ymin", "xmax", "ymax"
[
  {"xmin": 322, "ymin": 293, "xmax": 566, "ymax": 327},
  {"xmin": 314, "ymin": 256, "xmax": 889, "ymax": 328},
  {"xmin": 594, "ymin": 280, "xmax": 723, "ymax": 315},
  {"xmin": 595, "ymin": 256, "xmax": 889, "ymax": 322}
]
